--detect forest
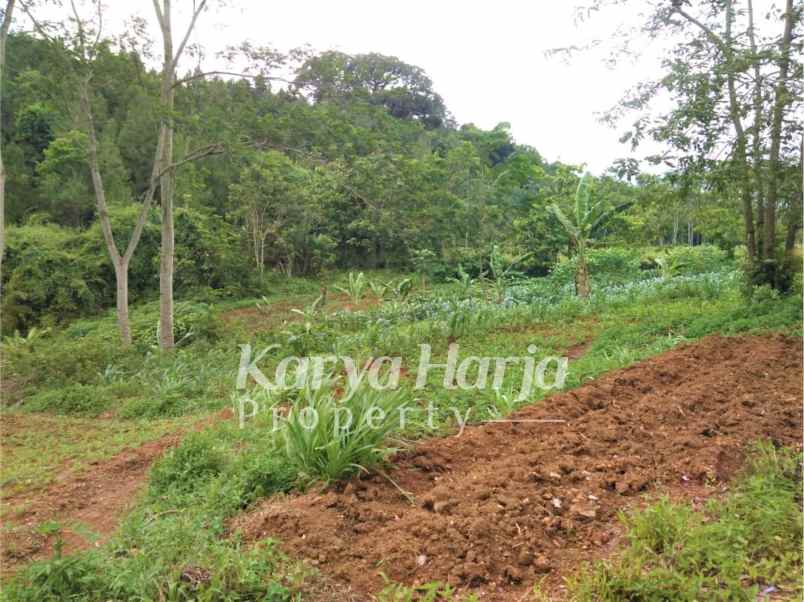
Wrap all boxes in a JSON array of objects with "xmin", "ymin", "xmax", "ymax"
[{"xmin": 0, "ymin": 0, "xmax": 802, "ymax": 601}]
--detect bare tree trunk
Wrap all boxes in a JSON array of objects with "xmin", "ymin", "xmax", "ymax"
[
  {"xmin": 764, "ymin": 0, "xmax": 796, "ymax": 263},
  {"xmin": 155, "ymin": 0, "xmax": 176, "ymax": 350},
  {"xmin": 0, "ymin": 0, "xmax": 16, "ymax": 274},
  {"xmin": 785, "ymin": 138, "xmax": 804, "ymax": 258},
  {"xmin": 113, "ymin": 259, "xmax": 131, "ymax": 343},
  {"xmin": 575, "ymin": 244, "xmax": 590, "ymax": 299},
  {"xmin": 747, "ymin": 0, "xmax": 765, "ymax": 257},
  {"xmin": 152, "ymin": 0, "xmax": 207, "ymax": 350}
]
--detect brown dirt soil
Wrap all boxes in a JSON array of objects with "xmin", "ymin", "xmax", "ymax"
[
  {"xmin": 221, "ymin": 293, "xmax": 380, "ymax": 333},
  {"xmin": 231, "ymin": 334, "xmax": 803, "ymax": 600},
  {"xmin": 0, "ymin": 408, "xmax": 234, "ymax": 575}
]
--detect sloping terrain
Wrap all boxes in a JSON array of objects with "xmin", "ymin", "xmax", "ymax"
[
  {"xmin": 0, "ymin": 409, "xmax": 231, "ymax": 575},
  {"xmin": 232, "ymin": 334, "xmax": 803, "ymax": 599}
]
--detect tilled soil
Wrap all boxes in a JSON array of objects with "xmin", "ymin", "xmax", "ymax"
[{"xmin": 232, "ymin": 334, "xmax": 803, "ymax": 600}]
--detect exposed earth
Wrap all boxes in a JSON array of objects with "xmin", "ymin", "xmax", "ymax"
[
  {"xmin": 2, "ymin": 335, "xmax": 801, "ymax": 597},
  {"xmin": 231, "ymin": 334, "xmax": 803, "ymax": 600},
  {"xmin": 0, "ymin": 409, "xmax": 232, "ymax": 576}
]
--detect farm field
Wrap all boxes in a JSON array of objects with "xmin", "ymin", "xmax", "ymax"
[
  {"xmin": 2, "ymin": 260, "xmax": 802, "ymax": 600},
  {"xmin": 1, "ymin": 0, "xmax": 802, "ymax": 600}
]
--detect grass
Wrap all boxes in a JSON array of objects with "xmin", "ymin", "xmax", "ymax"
[
  {"xmin": 563, "ymin": 442, "xmax": 803, "ymax": 601},
  {"xmin": 281, "ymin": 382, "xmax": 410, "ymax": 484},
  {"xmin": 1, "ymin": 261, "xmax": 801, "ymax": 599},
  {"xmin": 0, "ymin": 413, "xmax": 183, "ymax": 510}
]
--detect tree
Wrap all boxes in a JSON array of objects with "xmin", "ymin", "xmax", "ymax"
[
  {"xmin": 295, "ymin": 51, "xmax": 448, "ymax": 128},
  {"xmin": 19, "ymin": 0, "xmax": 160, "ymax": 344},
  {"xmin": 588, "ymin": 0, "xmax": 802, "ymax": 289},
  {"xmin": 0, "ymin": 0, "xmax": 16, "ymax": 271},
  {"xmin": 549, "ymin": 174, "xmax": 631, "ymax": 298},
  {"xmin": 152, "ymin": 0, "xmax": 209, "ymax": 350},
  {"xmin": 229, "ymin": 151, "xmax": 306, "ymax": 275}
]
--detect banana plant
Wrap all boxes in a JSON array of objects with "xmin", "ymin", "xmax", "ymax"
[
  {"xmin": 290, "ymin": 289, "xmax": 327, "ymax": 328},
  {"xmin": 335, "ymin": 272, "xmax": 367, "ymax": 305},
  {"xmin": 655, "ymin": 255, "xmax": 687, "ymax": 280},
  {"xmin": 368, "ymin": 277, "xmax": 412, "ymax": 302},
  {"xmin": 448, "ymin": 264, "xmax": 480, "ymax": 297},
  {"xmin": 549, "ymin": 174, "xmax": 632, "ymax": 298},
  {"xmin": 484, "ymin": 245, "xmax": 530, "ymax": 303},
  {"xmin": 393, "ymin": 277, "xmax": 413, "ymax": 301},
  {"xmin": 369, "ymin": 280, "xmax": 389, "ymax": 300}
]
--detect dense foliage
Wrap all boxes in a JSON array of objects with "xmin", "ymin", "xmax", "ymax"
[{"xmin": 4, "ymin": 27, "xmax": 798, "ymax": 334}]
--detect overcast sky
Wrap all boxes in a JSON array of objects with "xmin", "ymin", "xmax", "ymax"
[
  {"xmin": 192, "ymin": 1, "xmax": 672, "ymax": 174},
  {"xmin": 29, "ymin": 1, "xmax": 686, "ymax": 174}
]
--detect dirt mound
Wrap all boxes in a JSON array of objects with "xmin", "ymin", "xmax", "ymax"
[{"xmin": 232, "ymin": 335, "xmax": 803, "ymax": 599}]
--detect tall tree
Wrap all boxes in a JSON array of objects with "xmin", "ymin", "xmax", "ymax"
[
  {"xmin": 0, "ymin": 0, "xmax": 16, "ymax": 271},
  {"xmin": 152, "ymin": 0, "xmax": 207, "ymax": 350},
  {"xmin": 19, "ymin": 0, "xmax": 164, "ymax": 344},
  {"xmin": 578, "ymin": 0, "xmax": 802, "ymax": 289}
]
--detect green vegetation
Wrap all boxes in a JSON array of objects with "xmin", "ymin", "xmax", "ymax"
[
  {"xmin": 565, "ymin": 442, "xmax": 803, "ymax": 601},
  {"xmin": 0, "ymin": 1, "xmax": 801, "ymax": 599},
  {"xmin": 3, "ymin": 253, "xmax": 801, "ymax": 599},
  {"xmin": 281, "ymin": 383, "xmax": 409, "ymax": 484}
]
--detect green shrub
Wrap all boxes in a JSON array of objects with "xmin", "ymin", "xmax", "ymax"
[
  {"xmin": 130, "ymin": 301, "xmax": 222, "ymax": 349},
  {"xmin": 149, "ymin": 432, "xmax": 228, "ymax": 496},
  {"xmin": 228, "ymin": 453, "xmax": 297, "ymax": 508},
  {"xmin": 2, "ymin": 207, "xmax": 253, "ymax": 334},
  {"xmin": 643, "ymin": 244, "xmax": 730, "ymax": 276},
  {"xmin": 4, "ymin": 335, "xmax": 126, "ymax": 390},
  {"xmin": 550, "ymin": 247, "xmax": 643, "ymax": 284},
  {"xmin": 22, "ymin": 383, "xmax": 141, "ymax": 416},
  {"xmin": 1, "ymin": 223, "xmax": 109, "ymax": 334}
]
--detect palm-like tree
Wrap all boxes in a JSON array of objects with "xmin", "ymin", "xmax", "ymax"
[{"xmin": 549, "ymin": 175, "xmax": 631, "ymax": 298}]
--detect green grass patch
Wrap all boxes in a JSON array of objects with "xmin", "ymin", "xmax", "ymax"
[{"xmin": 565, "ymin": 442, "xmax": 803, "ymax": 601}]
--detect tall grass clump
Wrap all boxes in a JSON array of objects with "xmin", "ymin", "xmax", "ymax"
[{"xmin": 282, "ymin": 383, "xmax": 410, "ymax": 483}]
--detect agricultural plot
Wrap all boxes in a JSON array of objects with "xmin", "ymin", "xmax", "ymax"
[{"xmin": 1, "ymin": 257, "xmax": 802, "ymax": 600}]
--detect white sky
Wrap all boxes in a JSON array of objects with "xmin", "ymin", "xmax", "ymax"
[
  {"xmin": 186, "ymin": 1, "xmax": 671, "ymax": 174},
  {"xmin": 26, "ymin": 1, "xmax": 685, "ymax": 174}
]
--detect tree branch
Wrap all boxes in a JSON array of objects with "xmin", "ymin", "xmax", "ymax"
[
  {"xmin": 172, "ymin": 70, "xmax": 294, "ymax": 89},
  {"xmin": 171, "ymin": 0, "xmax": 206, "ymax": 70}
]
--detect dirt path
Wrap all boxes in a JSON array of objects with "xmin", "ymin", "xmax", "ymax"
[
  {"xmin": 232, "ymin": 334, "xmax": 803, "ymax": 600},
  {"xmin": 1, "ymin": 432, "xmax": 179, "ymax": 573},
  {"xmin": 0, "ymin": 408, "xmax": 232, "ymax": 575}
]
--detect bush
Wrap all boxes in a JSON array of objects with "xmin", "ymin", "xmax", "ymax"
[
  {"xmin": 643, "ymin": 244, "xmax": 730, "ymax": 276},
  {"xmin": 149, "ymin": 432, "xmax": 228, "ymax": 496},
  {"xmin": 2, "ymin": 207, "xmax": 253, "ymax": 334},
  {"xmin": 4, "ymin": 335, "xmax": 127, "ymax": 391},
  {"xmin": 130, "ymin": 301, "xmax": 222, "ymax": 350},
  {"xmin": 550, "ymin": 247, "xmax": 643, "ymax": 284},
  {"xmin": 23, "ymin": 383, "xmax": 137, "ymax": 416},
  {"xmin": 1, "ymin": 223, "xmax": 109, "ymax": 334}
]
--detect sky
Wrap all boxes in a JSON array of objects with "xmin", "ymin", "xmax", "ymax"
[
  {"xmin": 210, "ymin": 1, "xmax": 672, "ymax": 174},
  {"xmin": 29, "ymin": 1, "xmax": 682, "ymax": 174}
]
